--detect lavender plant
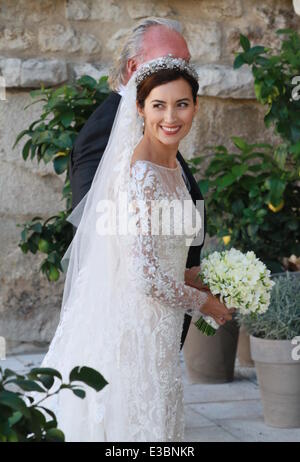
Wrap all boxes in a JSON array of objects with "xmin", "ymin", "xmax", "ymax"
[{"xmin": 236, "ymin": 271, "xmax": 300, "ymax": 340}]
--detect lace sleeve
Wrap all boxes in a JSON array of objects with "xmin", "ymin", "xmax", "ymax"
[{"xmin": 128, "ymin": 162, "xmax": 209, "ymax": 317}]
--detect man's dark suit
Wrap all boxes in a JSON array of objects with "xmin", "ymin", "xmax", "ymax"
[{"xmin": 69, "ymin": 91, "xmax": 207, "ymax": 350}]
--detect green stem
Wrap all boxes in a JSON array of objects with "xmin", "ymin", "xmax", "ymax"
[{"xmin": 194, "ymin": 317, "xmax": 217, "ymax": 336}]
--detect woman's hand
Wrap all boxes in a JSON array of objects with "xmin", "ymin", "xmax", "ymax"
[
  {"xmin": 184, "ymin": 266, "xmax": 236, "ymax": 326},
  {"xmin": 184, "ymin": 266, "xmax": 210, "ymax": 291},
  {"xmin": 200, "ymin": 292, "xmax": 236, "ymax": 326}
]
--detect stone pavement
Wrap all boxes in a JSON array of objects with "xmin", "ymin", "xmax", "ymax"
[{"xmin": 1, "ymin": 351, "xmax": 300, "ymax": 442}]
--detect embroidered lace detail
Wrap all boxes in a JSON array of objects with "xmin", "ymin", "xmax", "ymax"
[{"xmin": 128, "ymin": 160, "xmax": 208, "ymax": 317}]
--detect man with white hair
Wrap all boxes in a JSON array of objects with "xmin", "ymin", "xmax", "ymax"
[{"xmin": 69, "ymin": 18, "xmax": 210, "ymax": 349}]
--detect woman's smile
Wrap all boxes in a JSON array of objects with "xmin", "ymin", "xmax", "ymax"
[{"xmin": 159, "ymin": 125, "xmax": 182, "ymax": 135}]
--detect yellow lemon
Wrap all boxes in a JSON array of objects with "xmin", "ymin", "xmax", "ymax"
[
  {"xmin": 55, "ymin": 151, "xmax": 67, "ymax": 157},
  {"xmin": 223, "ymin": 235, "xmax": 231, "ymax": 245},
  {"xmin": 268, "ymin": 200, "xmax": 284, "ymax": 213}
]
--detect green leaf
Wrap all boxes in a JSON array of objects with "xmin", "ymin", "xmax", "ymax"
[
  {"xmin": 274, "ymin": 145, "xmax": 287, "ymax": 169},
  {"xmin": 291, "ymin": 125, "xmax": 300, "ymax": 143},
  {"xmin": 12, "ymin": 129, "xmax": 30, "ymax": 149},
  {"xmin": 7, "ymin": 429, "xmax": 19, "ymax": 442},
  {"xmin": 53, "ymin": 133, "xmax": 73, "ymax": 149},
  {"xmin": 233, "ymin": 54, "xmax": 245, "ymax": 69},
  {"xmin": 248, "ymin": 46, "xmax": 266, "ymax": 57},
  {"xmin": 52, "ymin": 85, "xmax": 67, "ymax": 98},
  {"xmin": 23, "ymin": 98, "xmax": 47, "ymax": 110},
  {"xmin": 32, "ymin": 130, "xmax": 53, "ymax": 146},
  {"xmin": 2, "ymin": 368, "xmax": 18, "ymax": 378},
  {"xmin": 71, "ymin": 388, "xmax": 86, "ymax": 399},
  {"xmin": 22, "ymin": 139, "xmax": 32, "ymax": 161},
  {"xmin": 231, "ymin": 199, "xmax": 245, "ymax": 215},
  {"xmin": 216, "ymin": 173, "xmax": 236, "ymax": 191},
  {"xmin": 32, "ymin": 222, "xmax": 43, "ymax": 233},
  {"xmin": 53, "ymin": 154, "xmax": 69, "ymax": 175},
  {"xmin": 36, "ymin": 406, "xmax": 58, "ymax": 426},
  {"xmin": 240, "ymin": 34, "xmax": 250, "ymax": 52},
  {"xmin": 231, "ymin": 164, "xmax": 248, "ymax": 179},
  {"xmin": 254, "ymin": 82, "xmax": 263, "ymax": 101},
  {"xmin": 28, "ymin": 367, "xmax": 62, "ymax": 381},
  {"xmin": 276, "ymin": 28, "xmax": 295, "ymax": 35},
  {"xmin": 188, "ymin": 156, "xmax": 205, "ymax": 166},
  {"xmin": 69, "ymin": 366, "xmax": 108, "ymax": 392},
  {"xmin": 8, "ymin": 411, "xmax": 23, "ymax": 427},
  {"xmin": 247, "ymin": 224, "xmax": 259, "ymax": 237},
  {"xmin": 61, "ymin": 111, "xmax": 74, "ymax": 128},
  {"xmin": 43, "ymin": 146, "xmax": 57, "ymax": 164},
  {"xmin": 198, "ymin": 179, "xmax": 210, "ymax": 195},
  {"xmin": 231, "ymin": 136, "xmax": 249, "ymax": 151},
  {"xmin": 20, "ymin": 229, "xmax": 27, "ymax": 242},
  {"xmin": 255, "ymin": 56, "xmax": 269, "ymax": 66},
  {"xmin": 7, "ymin": 379, "xmax": 46, "ymax": 393},
  {"xmin": 0, "ymin": 391, "xmax": 30, "ymax": 418},
  {"xmin": 29, "ymin": 407, "xmax": 47, "ymax": 427},
  {"xmin": 265, "ymin": 177, "xmax": 286, "ymax": 206},
  {"xmin": 77, "ymin": 75, "xmax": 98, "ymax": 89},
  {"xmin": 73, "ymin": 98, "xmax": 94, "ymax": 106}
]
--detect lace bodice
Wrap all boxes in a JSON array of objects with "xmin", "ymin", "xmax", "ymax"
[{"xmin": 127, "ymin": 159, "xmax": 208, "ymax": 317}]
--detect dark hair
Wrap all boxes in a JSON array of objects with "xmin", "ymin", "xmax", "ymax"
[{"xmin": 136, "ymin": 69, "xmax": 199, "ymax": 108}]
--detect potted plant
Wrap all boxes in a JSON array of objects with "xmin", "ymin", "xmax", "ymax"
[{"xmin": 237, "ymin": 271, "xmax": 300, "ymax": 428}]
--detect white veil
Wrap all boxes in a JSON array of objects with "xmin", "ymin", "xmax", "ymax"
[{"xmin": 60, "ymin": 72, "xmax": 143, "ymax": 320}]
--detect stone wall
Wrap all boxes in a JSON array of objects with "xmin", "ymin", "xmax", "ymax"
[{"xmin": 0, "ymin": 0, "xmax": 299, "ymax": 354}]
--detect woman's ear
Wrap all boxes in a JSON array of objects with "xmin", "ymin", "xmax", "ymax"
[{"xmin": 136, "ymin": 102, "xmax": 144, "ymax": 118}]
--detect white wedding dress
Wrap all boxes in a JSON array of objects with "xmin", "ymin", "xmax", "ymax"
[{"xmin": 32, "ymin": 157, "xmax": 207, "ymax": 442}]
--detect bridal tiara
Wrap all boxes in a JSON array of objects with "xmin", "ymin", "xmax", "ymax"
[{"xmin": 135, "ymin": 54, "xmax": 199, "ymax": 86}]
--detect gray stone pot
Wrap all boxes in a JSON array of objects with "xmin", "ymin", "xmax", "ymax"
[
  {"xmin": 183, "ymin": 317, "xmax": 239, "ymax": 383},
  {"xmin": 237, "ymin": 324, "xmax": 254, "ymax": 367},
  {"xmin": 250, "ymin": 335, "xmax": 300, "ymax": 428}
]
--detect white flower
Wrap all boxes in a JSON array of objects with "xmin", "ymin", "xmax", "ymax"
[{"xmin": 200, "ymin": 247, "xmax": 275, "ymax": 316}]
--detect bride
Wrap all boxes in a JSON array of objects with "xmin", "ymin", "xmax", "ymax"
[{"xmin": 31, "ymin": 55, "xmax": 234, "ymax": 442}]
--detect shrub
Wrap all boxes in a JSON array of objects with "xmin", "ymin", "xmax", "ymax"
[
  {"xmin": 14, "ymin": 76, "xmax": 110, "ymax": 281},
  {"xmin": 0, "ymin": 364, "xmax": 108, "ymax": 442},
  {"xmin": 188, "ymin": 138, "xmax": 300, "ymax": 273}
]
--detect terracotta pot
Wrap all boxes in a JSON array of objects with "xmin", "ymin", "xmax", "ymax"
[
  {"xmin": 237, "ymin": 324, "xmax": 254, "ymax": 367},
  {"xmin": 250, "ymin": 335, "xmax": 300, "ymax": 428},
  {"xmin": 183, "ymin": 317, "xmax": 239, "ymax": 383}
]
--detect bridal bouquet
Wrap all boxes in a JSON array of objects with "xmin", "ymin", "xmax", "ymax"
[{"xmin": 195, "ymin": 248, "xmax": 275, "ymax": 336}]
